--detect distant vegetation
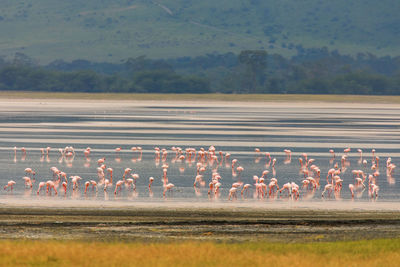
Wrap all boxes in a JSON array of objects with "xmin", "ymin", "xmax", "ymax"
[
  {"xmin": 0, "ymin": 0, "xmax": 399, "ymax": 62},
  {"xmin": 0, "ymin": 1, "xmax": 398, "ymax": 94},
  {"xmin": 0, "ymin": 53, "xmax": 211, "ymax": 93},
  {"xmin": 0, "ymin": 48, "xmax": 399, "ymax": 95}
]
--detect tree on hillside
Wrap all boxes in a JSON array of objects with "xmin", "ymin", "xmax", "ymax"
[
  {"xmin": 133, "ymin": 70, "xmax": 210, "ymax": 93},
  {"xmin": 124, "ymin": 56, "xmax": 173, "ymax": 74},
  {"xmin": 238, "ymin": 50, "xmax": 267, "ymax": 92},
  {"xmin": 12, "ymin": 52, "xmax": 38, "ymax": 67}
]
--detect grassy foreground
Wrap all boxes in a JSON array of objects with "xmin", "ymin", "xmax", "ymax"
[
  {"xmin": 1, "ymin": 91, "xmax": 400, "ymax": 103},
  {"xmin": 1, "ymin": 239, "xmax": 400, "ymax": 266}
]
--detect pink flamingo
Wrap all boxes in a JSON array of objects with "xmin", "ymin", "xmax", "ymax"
[
  {"xmin": 369, "ymin": 183, "xmax": 379, "ymax": 199},
  {"xmin": 321, "ymin": 184, "xmax": 334, "ymax": 198},
  {"xmin": 299, "ymin": 158, "xmax": 304, "ymax": 169},
  {"xmin": 214, "ymin": 182, "xmax": 222, "ymax": 196},
  {"xmin": 333, "ymin": 175, "xmax": 343, "ymax": 192},
  {"xmin": 306, "ymin": 177, "xmax": 318, "ymax": 189},
  {"xmin": 279, "ymin": 182, "xmax": 292, "ymax": 197},
  {"xmin": 258, "ymin": 178, "xmax": 267, "ymax": 198},
  {"xmin": 329, "ymin": 149, "xmax": 335, "ymax": 158},
  {"xmin": 349, "ymin": 184, "xmax": 355, "ymax": 199},
  {"xmin": 207, "ymin": 182, "xmax": 214, "ymax": 196},
  {"xmin": 265, "ymin": 152, "xmax": 271, "ymax": 166},
  {"xmin": 125, "ymin": 177, "xmax": 135, "ymax": 191},
  {"xmin": 354, "ymin": 177, "xmax": 366, "ymax": 189},
  {"xmin": 260, "ymin": 170, "xmax": 269, "ymax": 179},
  {"xmin": 193, "ymin": 175, "xmax": 203, "ymax": 187},
  {"xmin": 50, "ymin": 167, "xmax": 60, "ymax": 180},
  {"xmin": 253, "ymin": 176, "xmax": 260, "ymax": 197},
  {"xmin": 148, "ymin": 177, "xmax": 154, "ymax": 190},
  {"xmin": 284, "ymin": 149, "xmax": 292, "ymax": 164},
  {"xmin": 103, "ymin": 179, "xmax": 112, "ymax": 192},
  {"xmin": 302, "ymin": 179, "xmax": 310, "ymax": 189},
  {"xmin": 84, "ymin": 181, "xmax": 90, "ymax": 194},
  {"xmin": 224, "ymin": 153, "xmax": 231, "ymax": 167},
  {"xmin": 97, "ymin": 157, "xmax": 105, "ymax": 166},
  {"xmin": 90, "ymin": 180, "xmax": 98, "ymax": 191},
  {"xmin": 46, "ymin": 181, "xmax": 58, "ymax": 195},
  {"xmin": 232, "ymin": 181, "xmax": 243, "ymax": 188},
  {"xmin": 271, "ymin": 158, "xmax": 277, "ymax": 168},
  {"xmin": 375, "ymin": 156, "xmax": 380, "ymax": 168},
  {"xmin": 114, "ymin": 180, "xmax": 124, "ymax": 194},
  {"xmin": 62, "ymin": 182, "xmax": 67, "ymax": 194},
  {"xmin": 357, "ymin": 148, "xmax": 363, "ymax": 161},
  {"xmin": 241, "ymin": 184, "xmax": 251, "ymax": 198},
  {"xmin": 130, "ymin": 173, "xmax": 139, "ymax": 186},
  {"xmin": 22, "ymin": 176, "xmax": 33, "ymax": 188},
  {"xmin": 37, "ymin": 182, "xmax": 46, "ymax": 194},
  {"xmin": 84, "ymin": 147, "xmax": 91, "ymax": 157},
  {"xmin": 59, "ymin": 172, "xmax": 67, "ymax": 183},
  {"xmin": 163, "ymin": 183, "xmax": 174, "ymax": 196},
  {"xmin": 123, "ymin": 168, "xmax": 132, "ymax": 181},
  {"xmin": 268, "ymin": 178, "xmax": 279, "ymax": 196},
  {"xmin": 97, "ymin": 167, "xmax": 105, "ymax": 183},
  {"xmin": 70, "ymin": 176, "xmax": 82, "ymax": 190},
  {"xmin": 161, "ymin": 149, "xmax": 168, "ymax": 162},
  {"xmin": 24, "ymin": 168, "xmax": 36, "ymax": 180},
  {"xmin": 291, "ymin": 182, "xmax": 300, "ymax": 200},
  {"xmin": 228, "ymin": 187, "xmax": 238, "ymax": 201},
  {"xmin": 236, "ymin": 166, "xmax": 244, "ymax": 176},
  {"xmin": 231, "ymin": 159, "xmax": 238, "ymax": 176},
  {"xmin": 4, "ymin": 180, "xmax": 16, "ymax": 191}
]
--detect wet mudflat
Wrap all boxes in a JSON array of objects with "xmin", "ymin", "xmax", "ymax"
[{"xmin": 0, "ymin": 204, "xmax": 400, "ymax": 242}]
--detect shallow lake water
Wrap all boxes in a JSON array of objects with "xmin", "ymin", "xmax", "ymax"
[{"xmin": 0, "ymin": 99, "xmax": 399, "ymax": 205}]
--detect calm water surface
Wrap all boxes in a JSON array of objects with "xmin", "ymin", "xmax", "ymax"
[{"xmin": 0, "ymin": 100, "xmax": 399, "ymax": 203}]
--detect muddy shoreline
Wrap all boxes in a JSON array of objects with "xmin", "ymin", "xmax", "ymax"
[{"xmin": 1, "ymin": 205, "xmax": 400, "ymax": 242}]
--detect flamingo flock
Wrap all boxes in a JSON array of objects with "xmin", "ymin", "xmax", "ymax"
[{"xmin": 4, "ymin": 145, "xmax": 397, "ymax": 202}]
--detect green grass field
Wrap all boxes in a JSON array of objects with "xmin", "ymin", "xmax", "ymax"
[
  {"xmin": 1, "ymin": 91, "xmax": 400, "ymax": 103},
  {"xmin": 1, "ymin": 239, "xmax": 400, "ymax": 266},
  {"xmin": 0, "ymin": 0, "xmax": 399, "ymax": 63}
]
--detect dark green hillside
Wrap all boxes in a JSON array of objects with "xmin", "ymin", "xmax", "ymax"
[{"xmin": 0, "ymin": 0, "xmax": 399, "ymax": 63}]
